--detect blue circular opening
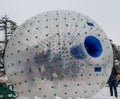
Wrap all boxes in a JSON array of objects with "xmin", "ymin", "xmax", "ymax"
[
  {"xmin": 84, "ymin": 36, "xmax": 103, "ymax": 57},
  {"xmin": 70, "ymin": 45, "xmax": 87, "ymax": 60}
]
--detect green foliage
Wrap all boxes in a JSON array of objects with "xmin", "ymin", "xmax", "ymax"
[
  {"xmin": 0, "ymin": 83, "xmax": 19, "ymax": 99},
  {"xmin": 111, "ymin": 41, "xmax": 120, "ymax": 70},
  {"xmin": 112, "ymin": 44, "xmax": 120, "ymax": 61}
]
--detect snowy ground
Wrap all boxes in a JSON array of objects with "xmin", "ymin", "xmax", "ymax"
[
  {"xmin": 18, "ymin": 85, "xmax": 120, "ymax": 99},
  {"xmin": 1, "ymin": 76, "xmax": 119, "ymax": 99},
  {"xmin": 91, "ymin": 86, "xmax": 120, "ymax": 99}
]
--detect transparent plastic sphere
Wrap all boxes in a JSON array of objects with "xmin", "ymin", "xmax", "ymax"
[{"xmin": 4, "ymin": 10, "xmax": 113, "ymax": 99}]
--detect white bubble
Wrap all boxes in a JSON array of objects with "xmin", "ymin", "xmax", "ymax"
[{"xmin": 4, "ymin": 10, "xmax": 113, "ymax": 99}]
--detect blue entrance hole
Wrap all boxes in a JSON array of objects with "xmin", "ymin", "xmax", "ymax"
[{"xmin": 84, "ymin": 36, "xmax": 103, "ymax": 57}]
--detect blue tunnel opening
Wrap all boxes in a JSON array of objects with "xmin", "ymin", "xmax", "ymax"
[
  {"xmin": 70, "ymin": 45, "xmax": 87, "ymax": 60},
  {"xmin": 84, "ymin": 36, "xmax": 103, "ymax": 58}
]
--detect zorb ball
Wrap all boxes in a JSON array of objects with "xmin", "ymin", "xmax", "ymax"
[{"xmin": 4, "ymin": 10, "xmax": 113, "ymax": 99}]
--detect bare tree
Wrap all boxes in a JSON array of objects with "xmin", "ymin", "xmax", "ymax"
[{"xmin": 0, "ymin": 15, "xmax": 18, "ymax": 73}]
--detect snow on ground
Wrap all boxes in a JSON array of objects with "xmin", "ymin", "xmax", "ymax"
[
  {"xmin": 92, "ymin": 86, "xmax": 119, "ymax": 99},
  {"xmin": 18, "ymin": 85, "xmax": 120, "ymax": 99},
  {"xmin": 1, "ymin": 76, "xmax": 119, "ymax": 99}
]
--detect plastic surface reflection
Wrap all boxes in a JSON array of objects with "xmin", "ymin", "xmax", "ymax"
[{"xmin": 4, "ymin": 10, "xmax": 113, "ymax": 99}]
